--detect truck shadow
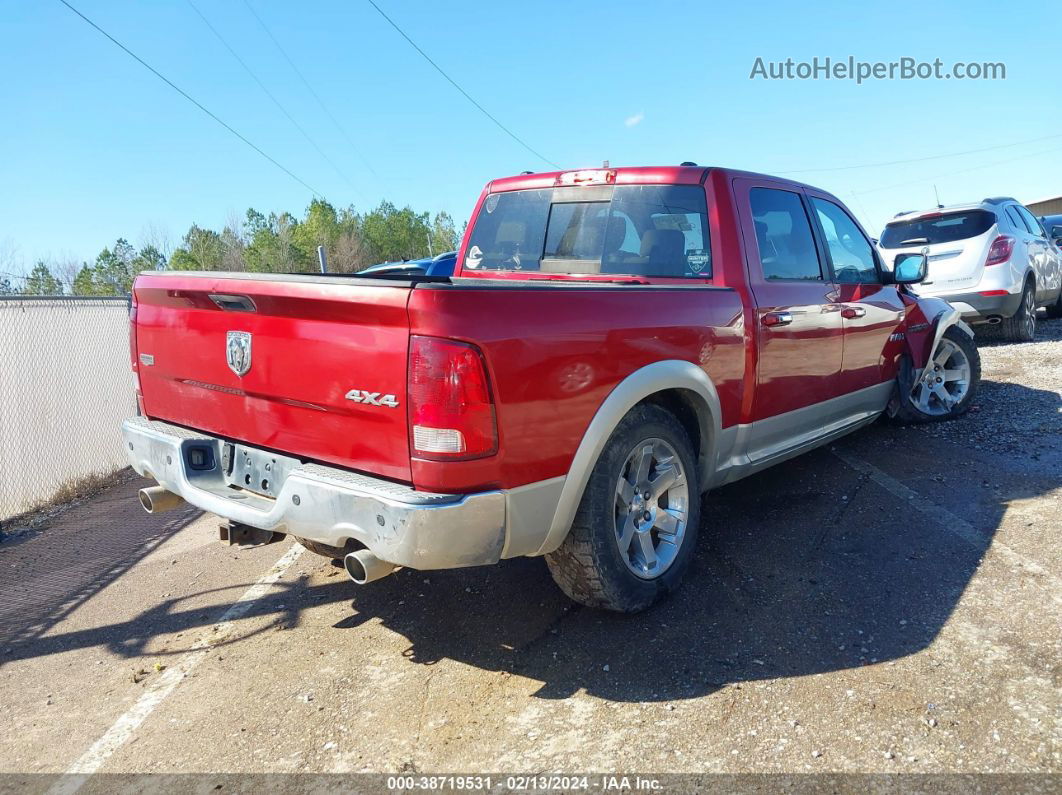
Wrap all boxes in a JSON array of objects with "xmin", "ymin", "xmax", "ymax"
[
  {"xmin": 0, "ymin": 479, "xmax": 202, "ymax": 660},
  {"xmin": 333, "ymin": 380, "xmax": 1060, "ymax": 701},
  {"xmin": 4, "ymin": 381, "xmax": 1058, "ymax": 705}
]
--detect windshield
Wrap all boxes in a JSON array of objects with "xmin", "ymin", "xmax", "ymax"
[
  {"xmin": 463, "ymin": 185, "xmax": 711, "ymax": 278},
  {"xmin": 879, "ymin": 210, "xmax": 995, "ymax": 249}
]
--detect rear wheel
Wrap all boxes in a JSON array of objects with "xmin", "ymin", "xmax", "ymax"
[
  {"xmin": 1001, "ymin": 281, "xmax": 1036, "ymax": 342},
  {"xmin": 545, "ymin": 404, "xmax": 700, "ymax": 612},
  {"xmin": 892, "ymin": 326, "xmax": 980, "ymax": 424}
]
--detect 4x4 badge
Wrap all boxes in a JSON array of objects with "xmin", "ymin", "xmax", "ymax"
[
  {"xmin": 226, "ymin": 331, "xmax": 252, "ymax": 376},
  {"xmin": 345, "ymin": 389, "xmax": 400, "ymax": 408}
]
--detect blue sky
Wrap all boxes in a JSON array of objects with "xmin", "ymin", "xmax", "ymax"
[{"xmin": 2, "ymin": 0, "xmax": 1059, "ymax": 271}]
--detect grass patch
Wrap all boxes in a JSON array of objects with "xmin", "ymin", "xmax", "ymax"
[{"xmin": 0, "ymin": 467, "xmax": 137, "ymax": 540}]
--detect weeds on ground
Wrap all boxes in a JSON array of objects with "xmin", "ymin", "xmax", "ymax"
[{"xmin": 0, "ymin": 467, "xmax": 136, "ymax": 541}]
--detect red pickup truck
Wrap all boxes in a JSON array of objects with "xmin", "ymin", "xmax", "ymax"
[{"xmin": 123, "ymin": 165, "xmax": 980, "ymax": 612}]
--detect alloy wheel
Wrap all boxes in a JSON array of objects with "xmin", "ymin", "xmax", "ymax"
[
  {"xmin": 911, "ymin": 338, "xmax": 972, "ymax": 416},
  {"xmin": 614, "ymin": 438, "xmax": 689, "ymax": 579}
]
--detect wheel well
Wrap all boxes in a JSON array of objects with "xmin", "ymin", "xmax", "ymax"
[{"xmin": 638, "ymin": 388, "xmax": 710, "ymax": 472}]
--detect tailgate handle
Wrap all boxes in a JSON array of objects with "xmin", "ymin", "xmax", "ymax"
[{"xmin": 209, "ymin": 294, "xmax": 257, "ymax": 312}]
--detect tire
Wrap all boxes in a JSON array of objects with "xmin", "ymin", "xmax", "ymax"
[
  {"xmin": 892, "ymin": 326, "xmax": 981, "ymax": 424},
  {"xmin": 545, "ymin": 403, "xmax": 700, "ymax": 613},
  {"xmin": 1001, "ymin": 281, "xmax": 1036, "ymax": 342},
  {"xmin": 293, "ymin": 537, "xmax": 349, "ymax": 561}
]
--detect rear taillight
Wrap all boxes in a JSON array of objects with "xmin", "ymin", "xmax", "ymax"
[
  {"xmin": 129, "ymin": 291, "xmax": 144, "ymax": 412},
  {"xmin": 985, "ymin": 235, "xmax": 1014, "ymax": 266},
  {"xmin": 408, "ymin": 336, "xmax": 497, "ymax": 460},
  {"xmin": 128, "ymin": 293, "xmax": 139, "ymax": 375}
]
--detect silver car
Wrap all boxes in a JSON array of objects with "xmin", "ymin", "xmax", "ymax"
[{"xmin": 878, "ymin": 198, "xmax": 1062, "ymax": 341}]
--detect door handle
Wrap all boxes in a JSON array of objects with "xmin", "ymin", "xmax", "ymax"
[
  {"xmin": 841, "ymin": 306, "xmax": 866, "ymax": 319},
  {"xmin": 762, "ymin": 311, "xmax": 793, "ymax": 327}
]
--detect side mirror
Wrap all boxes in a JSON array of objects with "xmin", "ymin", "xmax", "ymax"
[
  {"xmin": 1050, "ymin": 225, "xmax": 1062, "ymax": 239},
  {"xmin": 892, "ymin": 252, "xmax": 927, "ymax": 284}
]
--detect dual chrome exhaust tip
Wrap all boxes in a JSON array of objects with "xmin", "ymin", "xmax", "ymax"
[
  {"xmin": 343, "ymin": 549, "xmax": 397, "ymax": 585},
  {"xmin": 138, "ymin": 485, "xmax": 184, "ymax": 514}
]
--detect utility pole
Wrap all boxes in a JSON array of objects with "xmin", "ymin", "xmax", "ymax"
[{"xmin": 317, "ymin": 245, "xmax": 328, "ymax": 273}]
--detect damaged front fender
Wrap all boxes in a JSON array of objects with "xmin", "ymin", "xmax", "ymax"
[
  {"xmin": 901, "ymin": 295, "xmax": 974, "ymax": 380},
  {"xmin": 885, "ymin": 295, "xmax": 975, "ymax": 419}
]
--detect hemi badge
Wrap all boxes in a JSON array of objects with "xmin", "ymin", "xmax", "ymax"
[{"xmin": 139, "ymin": 353, "xmax": 155, "ymax": 366}]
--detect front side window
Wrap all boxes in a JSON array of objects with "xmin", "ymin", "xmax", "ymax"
[
  {"xmin": 811, "ymin": 198, "xmax": 879, "ymax": 284},
  {"xmin": 464, "ymin": 185, "xmax": 711, "ymax": 278},
  {"xmin": 749, "ymin": 188, "xmax": 823, "ymax": 281}
]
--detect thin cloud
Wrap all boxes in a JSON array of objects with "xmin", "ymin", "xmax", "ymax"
[{"xmin": 624, "ymin": 112, "xmax": 645, "ymax": 128}]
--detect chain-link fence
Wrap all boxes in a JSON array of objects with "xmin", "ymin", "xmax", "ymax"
[{"xmin": 0, "ymin": 297, "xmax": 136, "ymax": 519}]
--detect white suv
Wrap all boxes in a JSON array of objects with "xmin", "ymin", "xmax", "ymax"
[{"xmin": 878, "ymin": 198, "xmax": 1062, "ymax": 341}]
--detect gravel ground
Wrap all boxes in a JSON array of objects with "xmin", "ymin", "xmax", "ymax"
[
  {"xmin": 0, "ymin": 318, "xmax": 1058, "ymax": 789},
  {"xmin": 901, "ymin": 315, "xmax": 1062, "ymax": 472}
]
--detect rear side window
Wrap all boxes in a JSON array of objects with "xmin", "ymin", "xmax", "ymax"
[
  {"xmin": 464, "ymin": 185, "xmax": 711, "ymax": 278},
  {"xmin": 1005, "ymin": 206, "xmax": 1029, "ymax": 233},
  {"xmin": 811, "ymin": 198, "xmax": 879, "ymax": 284},
  {"xmin": 880, "ymin": 210, "xmax": 995, "ymax": 248},
  {"xmin": 1016, "ymin": 205, "xmax": 1045, "ymax": 236},
  {"xmin": 749, "ymin": 188, "xmax": 823, "ymax": 281}
]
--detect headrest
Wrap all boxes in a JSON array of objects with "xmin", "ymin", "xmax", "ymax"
[
  {"xmin": 604, "ymin": 217, "xmax": 627, "ymax": 253},
  {"xmin": 639, "ymin": 228, "xmax": 685, "ymax": 258}
]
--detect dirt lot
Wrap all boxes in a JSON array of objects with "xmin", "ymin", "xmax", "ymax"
[{"xmin": 1, "ymin": 319, "xmax": 1059, "ymax": 789}]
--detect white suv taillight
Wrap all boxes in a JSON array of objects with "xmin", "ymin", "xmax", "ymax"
[
  {"xmin": 985, "ymin": 235, "xmax": 1015, "ymax": 266},
  {"xmin": 408, "ymin": 336, "xmax": 498, "ymax": 460}
]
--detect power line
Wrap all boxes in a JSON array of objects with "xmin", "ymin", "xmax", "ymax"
[
  {"xmin": 855, "ymin": 142, "xmax": 1062, "ymax": 197},
  {"xmin": 364, "ymin": 0, "xmax": 560, "ymax": 170},
  {"xmin": 56, "ymin": 0, "xmax": 321, "ymax": 197},
  {"xmin": 185, "ymin": 0, "xmax": 364, "ymax": 199},
  {"xmin": 780, "ymin": 131, "xmax": 1062, "ymax": 175},
  {"xmin": 240, "ymin": 0, "xmax": 380, "ymax": 181}
]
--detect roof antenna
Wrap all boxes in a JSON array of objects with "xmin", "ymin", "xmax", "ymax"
[{"xmin": 933, "ymin": 184, "xmax": 943, "ymax": 209}]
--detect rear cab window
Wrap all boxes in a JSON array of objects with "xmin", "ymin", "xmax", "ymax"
[
  {"xmin": 879, "ymin": 210, "xmax": 996, "ymax": 248},
  {"xmin": 463, "ymin": 184, "xmax": 712, "ymax": 279}
]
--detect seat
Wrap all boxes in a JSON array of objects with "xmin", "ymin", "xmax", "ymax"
[
  {"xmin": 639, "ymin": 228, "xmax": 686, "ymax": 276},
  {"xmin": 600, "ymin": 217, "xmax": 633, "ymax": 273}
]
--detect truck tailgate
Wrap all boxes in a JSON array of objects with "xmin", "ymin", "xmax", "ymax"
[{"xmin": 133, "ymin": 272, "xmax": 412, "ymax": 482}]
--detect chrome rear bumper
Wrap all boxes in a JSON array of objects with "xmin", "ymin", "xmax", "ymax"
[{"xmin": 122, "ymin": 417, "xmax": 510, "ymax": 569}]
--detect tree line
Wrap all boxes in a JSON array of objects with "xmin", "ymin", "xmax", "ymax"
[{"xmin": 0, "ymin": 199, "xmax": 461, "ymax": 296}]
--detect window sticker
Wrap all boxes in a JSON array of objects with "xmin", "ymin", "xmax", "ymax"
[
  {"xmin": 465, "ymin": 244, "xmax": 483, "ymax": 269},
  {"xmin": 484, "ymin": 194, "xmax": 500, "ymax": 213},
  {"xmin": 686, "ymin": 249, "xmax": 711, "ymax": 274}
]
